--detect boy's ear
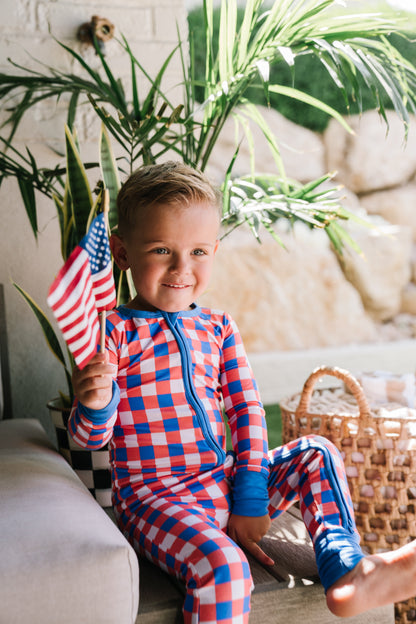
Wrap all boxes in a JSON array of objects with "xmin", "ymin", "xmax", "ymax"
[{"xmin": 110, "ymin": 234, "xmax": 130, "ymax": 271}]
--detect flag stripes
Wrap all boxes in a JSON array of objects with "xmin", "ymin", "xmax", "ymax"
[{"xmin": 47, "ymin": 212, "xmax": 116, "ymax": 369}]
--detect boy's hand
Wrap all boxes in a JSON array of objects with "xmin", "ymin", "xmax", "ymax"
[
  {"xmin": 72, "ymin": 351, "xmax": 115, "ymax": 411},
  {"xmin": 228, "ymin": 513, "xmax": 274, "ymax": 566}
]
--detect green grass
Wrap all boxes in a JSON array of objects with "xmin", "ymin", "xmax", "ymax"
[
  {"xmin": 264, "ymin": 404, "xmax": 282, "ymax": 450},
  {"xmin": 225, "ymin": 404, "xmax": 282, "ymax": 451}
]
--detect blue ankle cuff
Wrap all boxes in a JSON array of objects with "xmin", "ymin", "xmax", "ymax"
[{"xmin": 314, "ymin": 527, "xmax": 364, "ymax": 592}]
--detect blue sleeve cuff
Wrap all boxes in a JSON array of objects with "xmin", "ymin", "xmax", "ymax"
[
  {"xmin": 78, "ymin": 380, "xmax": 120, "ymax": 424},
  {"xmin": 232, "ymin": 470, "xmax": 270, "ymax": 517}
]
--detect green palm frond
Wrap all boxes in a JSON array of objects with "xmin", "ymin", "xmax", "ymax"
[
  {"xmin": 2, "ymin": 1, "xmax": 416, "ymax": 200},
  {"xmin": 0, "ymin": 137, "xmax": 65, "ymax": 237},
  {"xmin": 99, "ymin": 123, "xmax": 121, "ymax": 231},
  {"xmin": 221, "ymin": 172, "xmax": 368, "ymax": 255},
  {"xmin": 267, "ymin": 84, "xmax": 353, "ymax": 132},
  {"xmin": 179, "ymin": 0, "xmax": 416, "ymax": 171},
  {"xmin": 0, "ymin": 0, "xmax": 414, "ymax": 257}
]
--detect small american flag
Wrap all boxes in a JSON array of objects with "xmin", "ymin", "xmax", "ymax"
[{"xmin": 47, "ymin": 212, "xmax": 116, "ymax": 369}]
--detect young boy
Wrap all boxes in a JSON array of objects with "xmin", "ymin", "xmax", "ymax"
[{"xmin": 70, "ymin": 161, "xmax": 416, "ymax": 624}]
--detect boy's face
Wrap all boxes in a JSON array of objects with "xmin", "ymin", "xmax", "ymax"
[{"xmin": 111, "ymin": 201, "xmax": 220, "ymax": 312}]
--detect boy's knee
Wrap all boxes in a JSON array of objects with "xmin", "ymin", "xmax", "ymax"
[
  {"xmin": 192, "ymin": 541, "xmax": 252, "ymax": 588},
  {"xmin": 183, "ymin": 543, "xmax": 253, "ymax": 622},
  {"xmin": 218, "ymin": 544, "xmax": 251, "ymax": 580}
]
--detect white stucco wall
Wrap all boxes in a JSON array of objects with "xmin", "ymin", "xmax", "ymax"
[{"xmin": 0, "ymin": 0, "xmax": 188, "ymax": 437}]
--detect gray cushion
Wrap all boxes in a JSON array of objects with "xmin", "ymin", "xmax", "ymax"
[{"xmin": 0, "ymin": 418, "xmax": 139, "ymax": 624}]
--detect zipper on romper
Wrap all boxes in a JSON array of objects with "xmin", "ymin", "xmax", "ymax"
[{"xmin": 163, "ymin": 311, "xmax": 225, "ymax": 465}]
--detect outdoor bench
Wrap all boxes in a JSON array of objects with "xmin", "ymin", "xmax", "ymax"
[
  {"xmin": 0, "ymin": 417, "xmax": 394, "ymax": 624},
  {"xmin": 136, "ymin": 504, "xmax": 393, "ymax": 624}
]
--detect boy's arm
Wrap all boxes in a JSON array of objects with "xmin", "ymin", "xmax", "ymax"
[
  {"xmin": 219, "ymin": 315, "xmax": 274, "ymax": 564},
  {"xmin": 220, "ymin": 315, "xmax": 270, "ymax": 517},
  {"xmin": 69, "ymin": 351, "xmax": 120, "ymax": 450}
]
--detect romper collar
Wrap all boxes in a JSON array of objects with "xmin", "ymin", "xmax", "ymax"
[{"xmin": 116, "ymin": 304, "xmax": 201, "ymax": 320}]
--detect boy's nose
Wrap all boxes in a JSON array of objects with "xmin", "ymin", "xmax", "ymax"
[{"xmin": 169, "ymin": 253, "xmax": 189, "ymax": 274}]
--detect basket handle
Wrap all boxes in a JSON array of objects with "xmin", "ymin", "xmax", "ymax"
[{"xmin": 295, "ymin": 366, "xmax": 371, "ymax": 418}]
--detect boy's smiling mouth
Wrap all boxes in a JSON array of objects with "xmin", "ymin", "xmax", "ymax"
[{"xmin": 163, "ymin": 283, "xmax": 190, "ymax": 289}]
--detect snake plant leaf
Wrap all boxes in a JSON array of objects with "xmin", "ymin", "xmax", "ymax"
[
  {"xmin": 13, "ymin": 283, "xmax": 69, "ymax": 371},
  {"xmin": 99, "ymin": 123, "xmax": 121, "ymax": 231},
  {"xmin": 13, "ymin": 282, "xmax": 73, "ymax": 403},
  {"xmin": 67, "ymin": 91, "xmax": 79, "ymax": 131},
  {"xmin": 63, "ymin": 181, "xmax": 78, "ymax": 260},
  {"xmin": 52, "ymin": 192, "xmax": 66, "ymax": 258},
  {"xmin": 85, "ymin": 192, "xmax": 104, "ymax": 234},
  {"xmin": 64, "ymin": 124, "xmax": 93, "ymax": 244}
]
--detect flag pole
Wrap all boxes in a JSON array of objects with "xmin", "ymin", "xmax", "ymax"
[{"xmin": 101, "ymin": 189, "xmax": 110, "ymax": 353}]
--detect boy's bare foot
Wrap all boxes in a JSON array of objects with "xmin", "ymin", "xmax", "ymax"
[{"xmin": 326, "ymin": 540, "xmax": 416, "ymax": 617}]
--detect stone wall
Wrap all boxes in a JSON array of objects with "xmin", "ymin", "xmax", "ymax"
[
  {"xmin": 200, "ymin": 107, "xmax": 416, "ymax": 352},
  {"xmin": 0, "ymin": 0, "xmax": 188, "ymax": 432}
]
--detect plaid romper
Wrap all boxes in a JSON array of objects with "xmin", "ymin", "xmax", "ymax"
[{"xmin": 69, "ymin": 305, "xmax": 364, "ymax": 624}]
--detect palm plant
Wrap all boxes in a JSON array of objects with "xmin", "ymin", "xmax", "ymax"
[
  {"xmin": 2, "ymin": 1, "xmax": 416, "ymax": 248},
  {"xmin": 1, "ymin": 0, "xmax": 416, "ymax": 403}
]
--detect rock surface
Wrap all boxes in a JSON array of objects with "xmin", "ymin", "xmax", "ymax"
[
  {"xmin": 360, "ymin": 184, "xmax": 416, "ymax": 242},
  {"xmin": 324, "ymin": 110, "xmax": 416, "ymax": 193},
  {"xmin": 199, "ymin": 227, "xmax": 378, "ymax": 352},
  {"xmin": 201, "ymin": 107, "xmax": 416, "ymax": 349},
  {"xmin": 336, "ymin": 221, "xmax": 412, "ymax": 322}
]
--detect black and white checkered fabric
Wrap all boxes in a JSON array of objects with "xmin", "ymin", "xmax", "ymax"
[{"xmin": 49, "ymin": 402, "xmax": 112, "ymax": 508}]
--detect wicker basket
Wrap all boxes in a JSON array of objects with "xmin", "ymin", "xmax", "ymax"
[{"xmin": 280, "ymin": 365, "xmax": 416, "ymax": 624}]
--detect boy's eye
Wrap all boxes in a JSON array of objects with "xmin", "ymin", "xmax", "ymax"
[
  {"xmin": 153, "ymin": 247, "xmax": 169, "ymax": 254},
  {"xmin": 192, "ymin": 249, "xmax": 206, "ymax": 256}
]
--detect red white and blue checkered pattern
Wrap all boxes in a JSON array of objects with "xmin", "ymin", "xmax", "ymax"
[
  {"xmin": 70, "ymin": 307, "xmax": 269, "ymax": 505},
  {"xmin": 69, "ymin": 306, "xmax": 363, "ymax": 622}
]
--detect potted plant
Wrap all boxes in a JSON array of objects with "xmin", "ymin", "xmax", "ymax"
[
  {"xmin": 10, "ymin": 123, "xmax": 123, "ymax": 506},
  {"xmin": 1, "ymin": 0, "xmax": 416, "ymax": 503}
]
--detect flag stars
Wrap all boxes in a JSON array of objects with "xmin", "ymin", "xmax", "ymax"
[{"xmin": 83, "ymin": 214, "xmax": 112, "ymax": 275}]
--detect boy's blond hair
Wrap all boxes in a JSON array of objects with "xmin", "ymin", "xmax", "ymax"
[{"xmin": 116, "ymin": 161, "xmax": 222, "ymax": 236}]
